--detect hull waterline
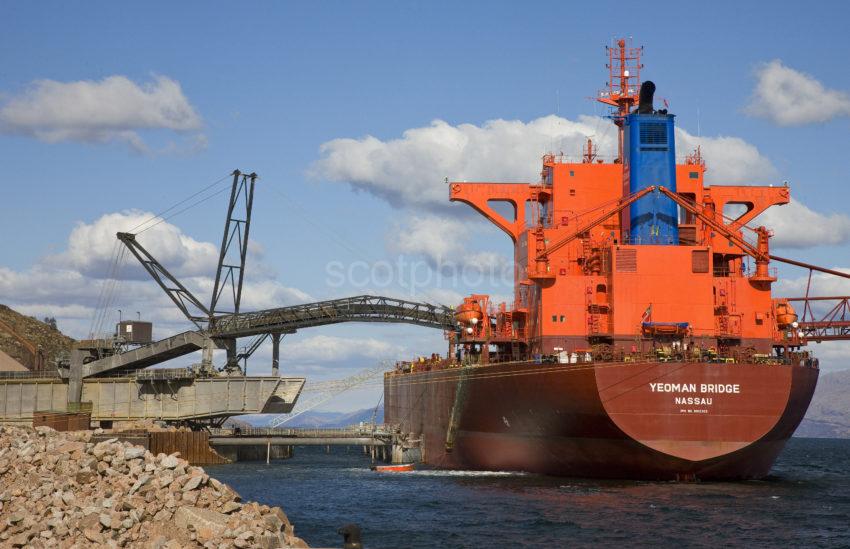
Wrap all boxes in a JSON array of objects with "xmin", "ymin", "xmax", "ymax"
[{"xmin": 385, "ymin": 360, "xmax": 818, "ymax": 480}]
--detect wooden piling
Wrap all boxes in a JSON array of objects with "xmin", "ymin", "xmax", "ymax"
[{"xmin": 149, "ymin": 431, "xmax": 228, "ymax": 465}]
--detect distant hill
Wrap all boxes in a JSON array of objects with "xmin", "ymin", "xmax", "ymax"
[
  {"xmin": 278, "ymin": 405, "xmax": 383, "ymax": 428},
  {"xmin": 797, "ymin": 369, "xmax": 850, "ymax": 438},
  {"xmin": 0, "ymin": 304, "xmax": 74, "ymax": 371},
  {"xmin": 223, "ymin": 417, "xmax": 254, "ymax": 430}
]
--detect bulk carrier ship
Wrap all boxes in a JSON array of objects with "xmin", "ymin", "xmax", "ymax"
[{"xmin": 383, "ymin": 40, "xmax": 838, "ymax": 480}]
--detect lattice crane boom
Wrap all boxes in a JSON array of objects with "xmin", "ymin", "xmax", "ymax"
[{"xmin": 116, "ymin": 232, "xmax": 210, "ymax": 328}]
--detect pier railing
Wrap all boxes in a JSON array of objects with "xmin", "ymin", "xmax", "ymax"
[{"xmin": 0, "ymin": 370, "xmax": 61, "ymax": 379}]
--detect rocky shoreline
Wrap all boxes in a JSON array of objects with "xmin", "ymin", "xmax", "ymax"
[{"xmin": 0, "ymin": 426, "xmax": 308, "ymax": 548}]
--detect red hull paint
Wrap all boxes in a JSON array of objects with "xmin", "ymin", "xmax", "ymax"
[{"xmin": 384, "ymin": 361, "xmax": 818, "ymax": 480}]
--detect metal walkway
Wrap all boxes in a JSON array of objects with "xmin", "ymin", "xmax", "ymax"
[
  {"xmin": 208, "ymin": 295, "xmax": 456, "ymax": 338},
  {"xmin": 788, "ymin": 296, "xmax": 850, "ymax": 342},
  {"xmin": 79, "ymin": 331, "xmax": 218, "ymax": 379},
  {"xmin": 73, "ymin": 296, "xmax": 454, "ymax": 380},
  {"xmin": 209, "ymin": 425, "xmax": 394, "ymax": 448}
]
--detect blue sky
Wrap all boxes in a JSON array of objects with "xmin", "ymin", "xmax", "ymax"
[{"xmin": 2, "ymin": 1, "xmax": 850, "ymax": 410}]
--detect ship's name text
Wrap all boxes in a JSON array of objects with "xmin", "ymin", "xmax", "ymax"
[
  {"xmin": 674, "ymin": 396, "xmax": 713, "ymax": 405},
  {"xmin": 648, "ymin": 383, "xmax": 740, "ymax": 394}
]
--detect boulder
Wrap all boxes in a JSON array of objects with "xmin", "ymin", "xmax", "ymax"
[
  {"xmin": 174, "ymin": 506, "xmax": 229, "ymax": 542},
  {"xmin": 160, "ymin": 455, "xmax": 180, "ymax": 469},
  {"xmin": 0, "ymin": 426, "xmax": 309, "ymax": 548},
  {"xmin": 182, "ymin": 475, "xmax": 203, "ymax": 492},
  {"xmin": 124, "ymin": 447, "xmax": 146, "ymax": 460}
]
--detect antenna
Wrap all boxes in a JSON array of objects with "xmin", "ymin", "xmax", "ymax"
[
  {"xmin": 697, "ymin": 105, "xmax": 701, "ymax": 137},
  {"xmin": 597, "ymin": 37, "xmax": 644, "ymax": 162}
]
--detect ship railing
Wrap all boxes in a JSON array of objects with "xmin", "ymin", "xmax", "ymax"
[
  {"xmin": 134, "ymin": 368, "xmax": 197, "ymax": 381},
  {"xmin": 390, "ymin": 352, "xmax": 810, "ymax": 372},
  {"xmin": 537, "ymin": 352, "xmax": 803, "ymax": 367},
  {"xmin": 617, "ymin": 235, "xmax": 677, "ymax": 246},
  {"xmin": 78, "ymin": 368, "xmax": 253, "ymax": 381},
  {"xmin": 543, "ymin": 153, "xmax": 618, "ymax": 164},
  {"xmin": 746, "ymin": 267, "xmax": 779, "ymax": 279}
]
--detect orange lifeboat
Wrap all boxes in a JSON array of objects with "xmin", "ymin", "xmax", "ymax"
[
  {"xmin": 455, "ymin": 298, "xmax": 483, "ymax": 325},
  {"xmin": 774, "ymin": 299, "xmax": 798, "ymax": 327},
  {"xmin": 371, "ymin": 463, "xmax": 414, "ymax": 472},
  {"xmin": 641, "ymin": 322, "xmax": 689, "ymax": 337}
]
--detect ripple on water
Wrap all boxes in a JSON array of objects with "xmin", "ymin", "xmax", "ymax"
[
  {"xmin": 206, "ymin": 438, "xmax": 850, "ymax": 549},
  {"xmin": 406, "ymin": 469, "xmax": 528, "ymax": 477}
]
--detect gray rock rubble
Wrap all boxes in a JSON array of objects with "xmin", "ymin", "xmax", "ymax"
[{"xmin": 0, "ymin": 425, "xmax": 308, "ymax": 548}]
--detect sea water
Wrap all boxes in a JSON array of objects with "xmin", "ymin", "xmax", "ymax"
[{"xmin": 206, "ymin": 438, "xmax": 850, "ymax": 548}]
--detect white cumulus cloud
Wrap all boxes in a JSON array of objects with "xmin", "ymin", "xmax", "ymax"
[
  {"xmin": 312, "ymin": 115, "xmax": 616, "ymax": 211},
  {"xmin": 0, "ymin": 211, "xmax": 311, "ymax": 342},
  {"xmin": 46, "ymin": 210, "xmax": 220, "ymax": 280},
  {"xmin": 775, "ymin": 268, "xmax": 850, "ymax": 298},
  {"xmin": 313, "ymin": 113, "xmax": 789, "ymax": 273},
  {"xmin": 282, "ymin": 335, "xmax": 404, "ymax": 363},
  {"xmin": 745, "ymin": 60, "xmax": 850, "ymax": 126},
  {"xmin": 757, "ymin": 200, "xmax": 850, "ymax": 248},
  {"xmin": 195, "ymin": 278, "xmax": 312, "ymax": 312},
  {"xmin": 675, "ymin": 127, "xmax": 777, "ymax": 184},
  {"xmin": 388, "ymin": 215, "xmax": 508, "ymax": 272},
  {"xmin": 312, "ymin": 114, "xmax": 780, "ymax": 210},
  {"xmin": 314, "ymin": 112, "xmax": 850, "ymax": 302},
  {"xmin": 0, "ymin": 75, "xmax": 204, "ymax": 151}
]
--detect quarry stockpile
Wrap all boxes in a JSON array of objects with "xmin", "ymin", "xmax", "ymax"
[{"xmin": 0, "ymin": 426, "xmax": 308, "ymax": 548}]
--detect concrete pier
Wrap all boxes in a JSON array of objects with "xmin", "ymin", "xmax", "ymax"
[
  {"xmin": 0, "ymin": 374, "xmax": 304, "ymax": 424},
  {"xmin": 215, "ymin": 443, "xmax": 293, "ymax": 462},
  {"xmin": 208, "ymin": 426, "xmax": 393, "ymax": 463}
]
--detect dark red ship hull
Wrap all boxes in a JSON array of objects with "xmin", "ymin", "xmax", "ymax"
[{"xmin": 384, "ymin": 361, "xmax": 818, "ymax": 480}]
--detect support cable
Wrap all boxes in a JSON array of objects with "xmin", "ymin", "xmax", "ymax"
[
  {"xmin": 266, "ymin": 363, "xmax": 390, "ymax": 428},
  {"xmin": 136, "ymin": 186, "xmax": 232, "ymax": 235},
  {"xmin": 88, "ymin": 240, "xmax": 122, "ymax": 338},
  {"xmin": 128, "ymin": 174, "xmax": 232, "ymax": 234},
  {"xmin": 87, "ymin": 173, "xmax": 232, "ymax": 338}
]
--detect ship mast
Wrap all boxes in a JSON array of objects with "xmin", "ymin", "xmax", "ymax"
[{"xmin": 597, "ymin": 38, "xmax": 643, "ymax": 162}]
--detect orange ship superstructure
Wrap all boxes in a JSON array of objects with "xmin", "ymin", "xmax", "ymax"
[
  {"xmin": 384, "ymin": 39, "xmax": 841, "ymax": 480},
  {"xmin": 447, "ymin": 40, "xmax": 799, "ymax": 361}
]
